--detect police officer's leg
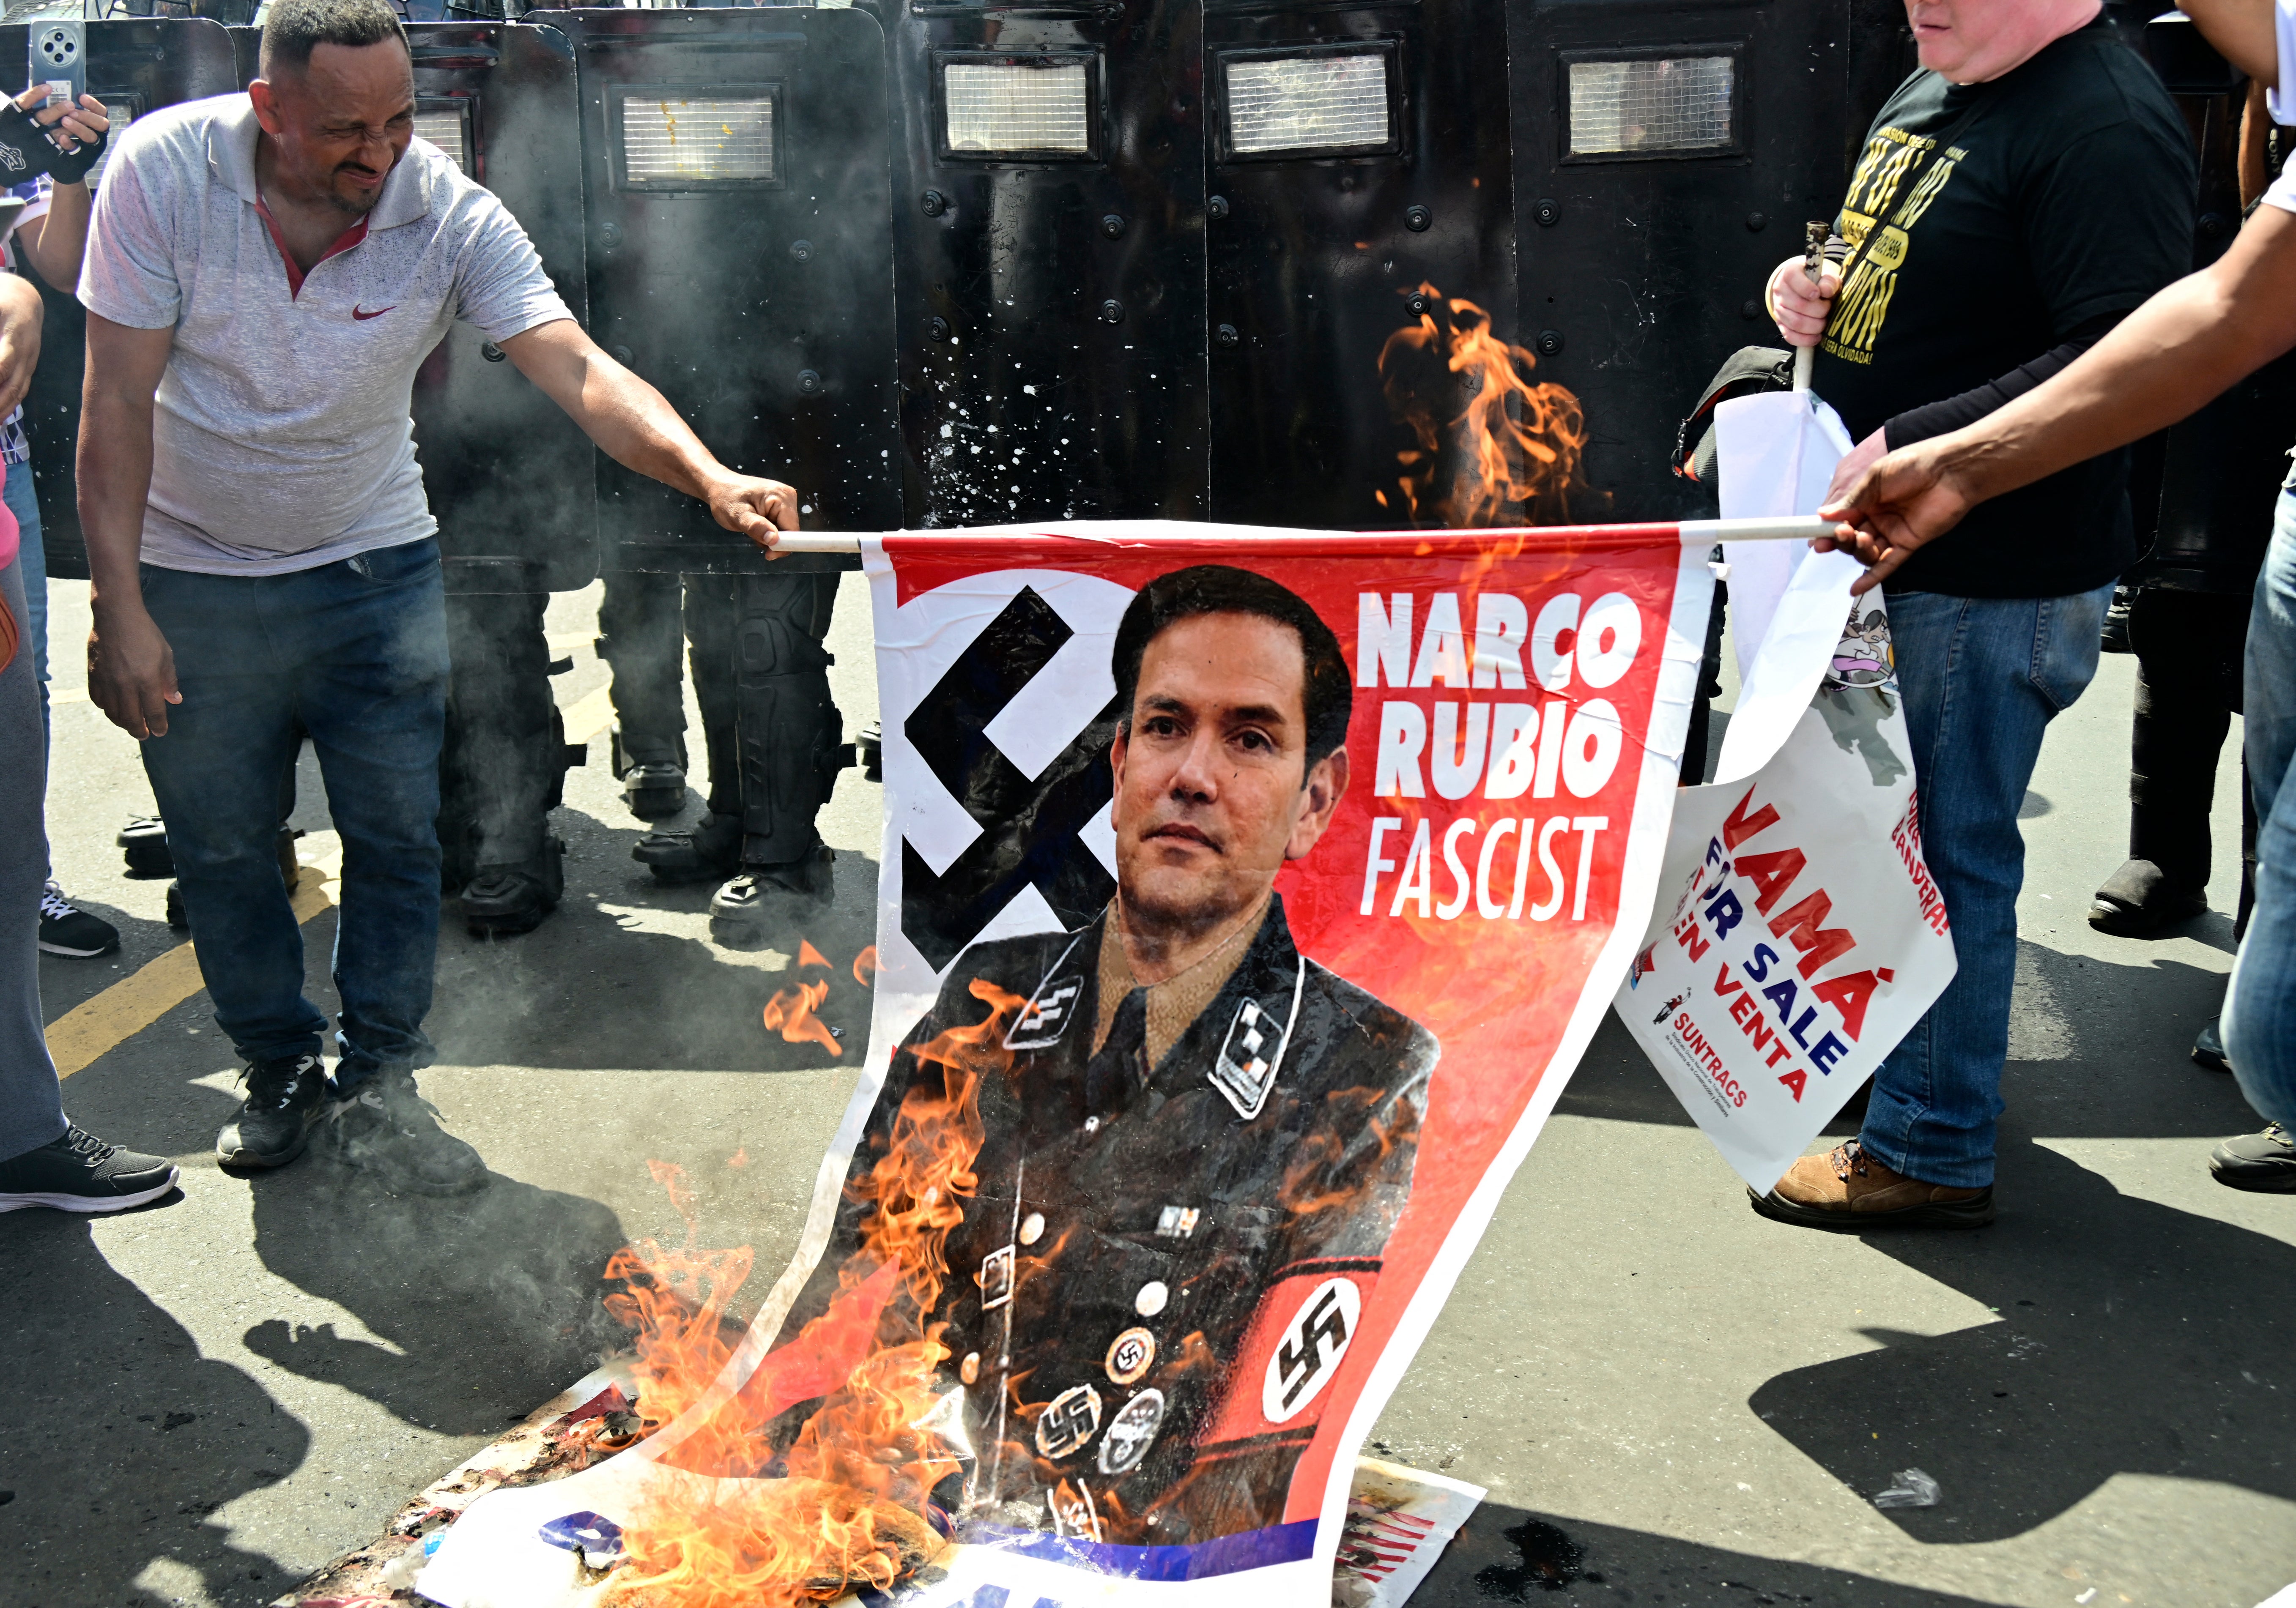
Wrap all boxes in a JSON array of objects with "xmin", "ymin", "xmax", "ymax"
[
  {"xmin": 597, "ymin": 569, "xmax": 690, "ymax": 819},
  {"xmin": 2093, "ymin": 585, "xmax": 2244, "ymax": 935},
  {"xmin": 708, "ymin": 571, "xmax": 844, "ymax": 946},
  {"xmin": 632, "ymin": 574, "xmax": 744, "ymax": 881},
  {"xmin": 438, "ymin": 587, "xmax": 564, "ymax": 937}
]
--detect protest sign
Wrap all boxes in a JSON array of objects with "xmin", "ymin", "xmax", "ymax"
[
  {"xmin": 1614, "ymin": 396, "xmax": 1957, "ymax": 1194},
  {"xmin": 420, "ymin": 519, "xmax": 1721, "ymax": 1608}
]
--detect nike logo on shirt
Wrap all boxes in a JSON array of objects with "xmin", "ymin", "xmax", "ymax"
[{"xmin": 351, "ymin": 305, "xmax": 395, "ymax": 321}]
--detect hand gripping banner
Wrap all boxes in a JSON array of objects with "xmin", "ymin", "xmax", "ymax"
[{"xmin": 422, "ymin": 517, "xmax": 1758, "ymax": 1608}]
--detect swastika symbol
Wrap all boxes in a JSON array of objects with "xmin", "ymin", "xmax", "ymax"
[
  {"xmin": 901, "ymin": 587, "xmax": 1121, "ymax": 971},
  {"xmin": 1275, "ymin": 1287, "xmax": 1351, "ymax": 1410}
]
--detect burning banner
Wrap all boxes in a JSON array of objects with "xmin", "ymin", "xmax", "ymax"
[{"xmin": 420, "ymin": 517, "xmax": 1745, "ymax": 1608}]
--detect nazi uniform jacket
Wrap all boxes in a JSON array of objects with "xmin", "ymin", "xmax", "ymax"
[{"xmin": 777, "ymin": 896, "xmax": 1438, "ymax": 1548}]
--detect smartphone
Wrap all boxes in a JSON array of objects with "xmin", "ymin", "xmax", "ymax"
[{"xmin": 29, "ymin": 23, "xmax": 85, "ymax": 119}]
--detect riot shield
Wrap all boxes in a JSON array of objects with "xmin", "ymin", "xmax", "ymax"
[
  {"xmin": 1505, "ymin": 0, "xmax": 1889, "ymax": 517},
  {"xmin": 404, "ymin": 20, "xmax": 598, "ymax": 595},
  {"xmin": 884, "ymin": 0, "xmax": 1209, "ymax": 527},
  {"xmin": 1203, "ymin": 0, "xmax": 1516, "ymax": 530},
  {"xmin": 548, "ymin": 6, "xmax": 897, "ymax": 575},
  {"xmin": 17, "ymin": 17, "xmax": 242, "ymax": 580}
]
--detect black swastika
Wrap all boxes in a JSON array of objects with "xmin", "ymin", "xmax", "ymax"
[
  {"xmin": 902, "ymin": 587, "xmax": 1121, "ymax": 971},
  {"xmin": 1276, "ymin": 1288, "xmax": 1351, "ymax": 1411}
]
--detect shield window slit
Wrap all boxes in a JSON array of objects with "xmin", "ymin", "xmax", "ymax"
[
  {"xmin": 935, "ymin": 54, "xmax": 1102, "ymax": 161},
  {"xmin": 82, "ymin": 93, "xmax": 140, "ymax": 190},
  {"xmin": 414, "ymin": 99, "xmax": 473, "ymax": 175},
  {"xmin": 1215, "ymin": 44, "xmax": 1401, "ymax": 161},
  {"xmin": 1563, "ymin": 53, "xmax": 1740, "ymax": 159},
  {"xmin": 613, "ymin": 86, "xmax": 781, "ymax": 189}
]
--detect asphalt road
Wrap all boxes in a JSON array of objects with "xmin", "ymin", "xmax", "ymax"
[{"xmin": 6, "ymin": 571, "xmax": 2291, "ymax": 1608}]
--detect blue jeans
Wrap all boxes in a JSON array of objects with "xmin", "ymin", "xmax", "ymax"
[
  {"xmin": 137, "ymin": 540, "xmax": 449, "ymax": 1087},
  {"xmin": 2223, "ymin": 485, "xmax": 2296, "ymax": 1124},
  {"xmin": 1860, "ymin": 582, "xmax": 2115, "ymax": 1188}
]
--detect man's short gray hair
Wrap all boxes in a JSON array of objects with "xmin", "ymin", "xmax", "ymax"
[{"xmin": 260, "ymin": 0, "xmax": 409, "ymax": 77}]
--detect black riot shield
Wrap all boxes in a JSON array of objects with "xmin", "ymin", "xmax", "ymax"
[
  {"xmin": 403, "ymin": 20, "xmax": 598, "ymax": 594},
  {"xmin": 1506, "ymin": 0, "xmax": 1895, "ymax": 517},
  {"xmin": 884, "ymin": 0, "xmax": 1208, "ymax": 527},
  {"xmin": 546, "ymin": 6, "xmax": 897, "ymax": 574},
  {"xmin": 17, "ymin": 18, "xmax": 242, "ymax": 580},
  {"xmin": 1203, "ymin": 0, "xmax": 1516, "ymax": 530}
]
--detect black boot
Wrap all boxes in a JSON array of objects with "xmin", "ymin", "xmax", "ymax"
[
  {"xmin": 633, "ymin": 812, "xmax": 743, "ymax": 885},
  {"xmin": 622, "ymin": 761, "xmax": 688, "ymax": 820},
  {"xmin": 2088, "ymin": 858, "xmax": 2208, "ymax": 936},
  {"xmin": 709, "ymin": 845, "xmax": 834, "ymax": 949},
  {"xmin": 321, "ymin": 1069, "xmax": 488, "ymax": 1196},
  {"xmin": 460, "ymin": 838, "xmax": 567, "ymax": 938}
]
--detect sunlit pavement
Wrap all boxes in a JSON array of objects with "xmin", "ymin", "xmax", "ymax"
[{"xmin": 8, "ymin": 573, "xmax": 2290, "ymax": 1608}]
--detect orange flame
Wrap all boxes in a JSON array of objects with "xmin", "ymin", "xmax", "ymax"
[
  {"xmin": 764, "ymin": 979, "xmax": 841, "ymax": 1058},
  {"xmin": 1376, "ymin": 284, "xmax": 1600, "ymax": 529},
  {"xmin": 852, "ymin": 946, "xmax": 880, "ymax": 987},
  {"xmin": 797, "ymin": 940, "xmax": 832, "ymax": 970},
  {"xmin": 606, "ymin": 980, "xmax": 1030, "ymax": 1606}
]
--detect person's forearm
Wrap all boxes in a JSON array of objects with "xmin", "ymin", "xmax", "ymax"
[
  {"xmin": 77, "ymin": 383, "xmax": 156, "ymax": 615},
  {"xmin": 1932, "ymin": 215, "xmax": 2296, "ymax": 504},
  {"xmin": 541, "ymin": 338, "xmax": 731, "ymax": 499},
  {"xmin": 20, "ymin": 186, "xmax": 89, "ymax": 293},
  {"xmin": 1884, "ymin": 313, "xmax": 2119, "ymax": 446},
  {"xmin": 2178, "ymin": 0, "xmax": 2279, "ymax": 85}
]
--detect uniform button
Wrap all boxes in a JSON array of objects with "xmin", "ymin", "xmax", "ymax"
[
  {"xmin": 960, "ymin": 1352, "xmax": 981, "ymax": 1384},
  {"xmin": 1019, "ymin": 1212, "xmax": 1045, "ymax": 1246},
  {"xmin": 1135, "ymin": 1280, "xmax": 1168, "ymax": 1318}
]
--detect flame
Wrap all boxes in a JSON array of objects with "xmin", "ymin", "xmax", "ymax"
[
  {"xmin": 1376, "ymin": 284, "xmax": 1599, "ymax": 529},
  {"xmin": 852, "ymin": 946, "xmax": 880, "ymax": 987},
  {"xmin": 764, "ymin": 979, "xmax": 841, "ymax": 1057},
  {"xmin": 606, "ymin": 980, "xmax": 1030, "ymax": 1606},
  {"xmin": 797, "ymin": 940, "xmax": 831, "ymax": 970}
]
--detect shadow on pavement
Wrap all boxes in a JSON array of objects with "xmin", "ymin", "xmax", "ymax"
[
  {"xmin": 1419, "ymin": 1499, "xmax": 1996, "ymax": 1605},
  {"xmin": 35, "ymin": 895, "xmax": 185, "ymax": 1018},
  {"xmin": 244, "ymin": 1158, "xmax": 631, "ymax": 1438},
  {"xmin": 0, "ymin": 1215, "xmax": 310, "ymax": 1608},
  {"xmin": 1751, "ymin": 1139, "xmax": 2296, "ymax": 1543},
  {"xmin": 423, "ymin": 800, "xmax": 880, "ymax": 1074}
]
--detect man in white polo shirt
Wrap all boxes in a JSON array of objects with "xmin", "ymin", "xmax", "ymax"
[{"xmin": 77, "ymin": 0, "xmax": 800, "ymax": 1196}]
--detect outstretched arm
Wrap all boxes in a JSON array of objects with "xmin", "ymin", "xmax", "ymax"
[
  {"xmin": 499, "ymin": 317, "xmax": 798, "ymax": 549},
  {"xmin": 1819, "ymin": 205, "xmax": 2296, "ymax": 593}
]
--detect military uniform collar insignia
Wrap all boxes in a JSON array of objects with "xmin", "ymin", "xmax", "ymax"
[
  {"xmin": 1003, "ymin": 926, "xmax": 1094, "ymax": 1051},
  {"xmin": 1205, "ymin": 899, "xmax": 1306, "ymax": 1119}
]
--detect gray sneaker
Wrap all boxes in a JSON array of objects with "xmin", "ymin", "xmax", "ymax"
[
  {"xmin": 0, "ymin": 1126, "xmax": 178, "ymax": 1214},
  {"xmin": 322, "ymin": 1072, "xmax": 488, "ymax": 1196}
]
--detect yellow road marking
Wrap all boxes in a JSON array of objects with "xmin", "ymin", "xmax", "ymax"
[
  {"xmin": 47, "ymin": 679, "xmax": 618, "ymax": 1081},
  {"xmin": 562, "ymin": 683, "xmax": 615, "ymax": 747},
  {"xmin": 49, "ymin": 842, "xmax": 343, "ymax": 1080}
]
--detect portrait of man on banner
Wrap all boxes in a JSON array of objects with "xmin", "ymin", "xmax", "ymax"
[{"xmin": 775, "ymin": 565, "xmax": 1440, "ymax": 1549}]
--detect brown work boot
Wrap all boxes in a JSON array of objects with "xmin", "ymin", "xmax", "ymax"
[{"xmin": 1750, "ymin": 1139, "xmax": 1995, "ymax": 1231}]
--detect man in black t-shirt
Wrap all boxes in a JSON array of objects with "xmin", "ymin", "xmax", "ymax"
[{"xmin": 1754, "ymin": 0, "xmax": 2195, "ymax": 1230}]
